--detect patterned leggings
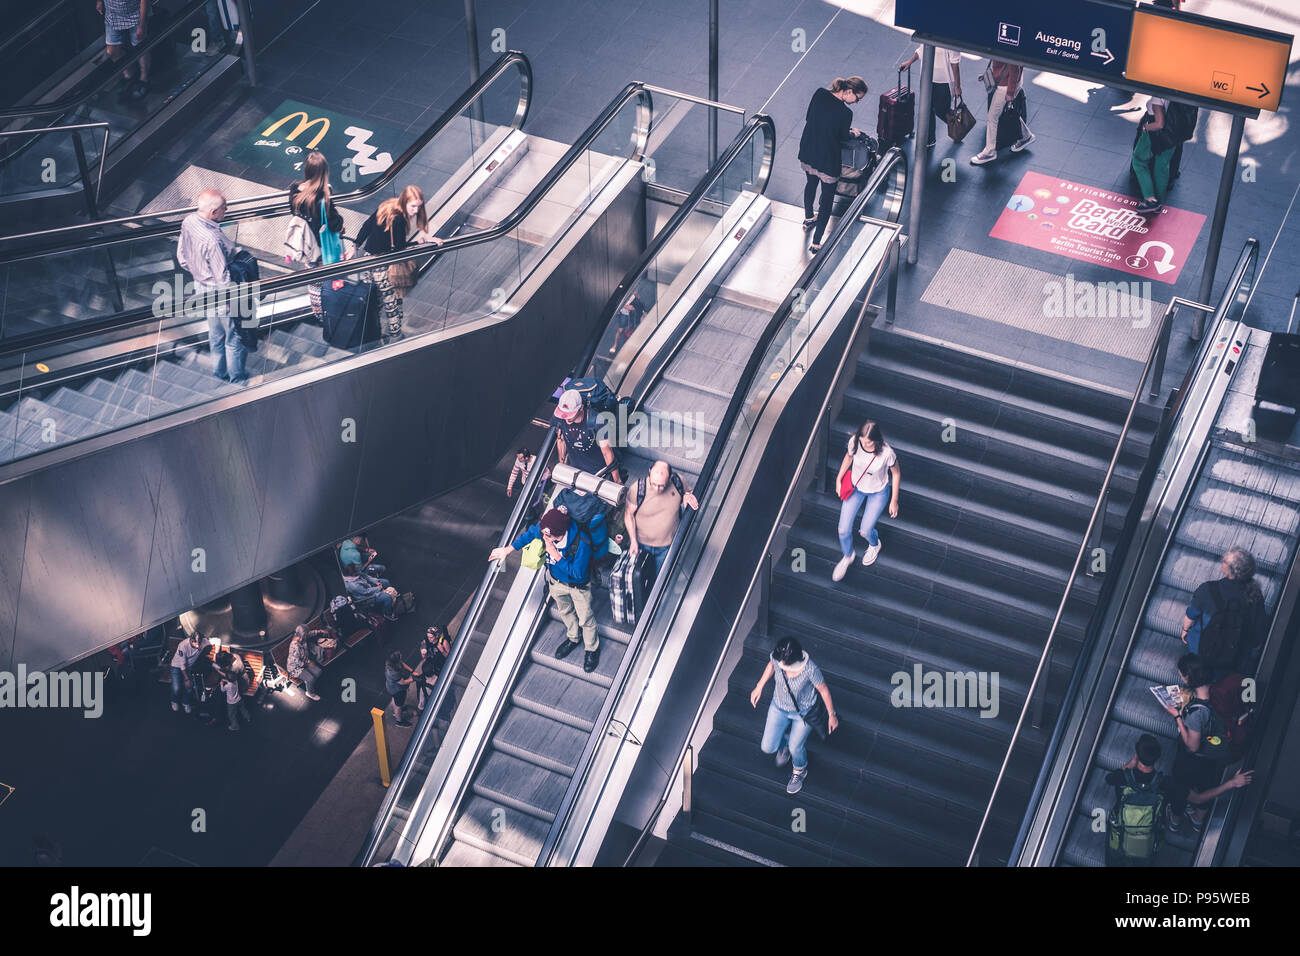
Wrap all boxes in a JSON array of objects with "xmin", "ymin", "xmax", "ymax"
[{"xmin": 360, "ymin": 268, "xmax": 403, "ymax": 336}]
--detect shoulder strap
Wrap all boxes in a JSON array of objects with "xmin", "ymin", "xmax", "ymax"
[
  {"xmin": 633, "ymin": 478, "xmax": 645, "ymax": 514},
  {"xmin": 670, "ymin": 471, "xmax": 685, "ymax": 499},
  {"xmin": 1122, "ymin": 768, "xmax": 1138, "ymax": 791}
]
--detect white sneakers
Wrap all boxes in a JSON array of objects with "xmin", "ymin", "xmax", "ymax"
[
  {"xmin": 1012, "ymin": 131, "xmax": 1036, "ymax": 152},
  {"xmin": 969, "ymin": 149, "xmax": 996, "ymax": 166},
  {"xmin": 832, "ymin": 553, "xmax": 855, "ymax": 582},
  {"xmin": 862, "ymin": 538, "xmax": 882, "ymax": 566}
]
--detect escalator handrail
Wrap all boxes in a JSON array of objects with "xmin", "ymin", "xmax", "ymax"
[
  {"xmin": 0, "ymin": 0, "xmax": 85, "ymax": 64},
  {"xmin": 535, "ymin": 146, "xmax": 909, "ymax": 866},
  {"xmin": 355, "ymin": 109, "xmax": 774, "ymax": 866},
  {"xmin": 971, "ymin": 240, "xmax": 1260, "ymax": 867},
  {"xmin": 0, "ymin": 51, "xmax": 533, "ymax": 254},
  {"xmin": 0, "ymin": 0, "xmax": 220, "ymax": 123},
  {"xmin": 0, "ymin": 72, "xmax": 643, "ymax": 364}
]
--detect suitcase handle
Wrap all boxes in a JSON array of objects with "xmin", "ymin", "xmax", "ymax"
[{"xmin": 897, "ymin": 65, "xmax": 911, "ymax": 92}]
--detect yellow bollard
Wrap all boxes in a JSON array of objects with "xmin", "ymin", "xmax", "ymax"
[{"xmin": 371, "ymin": 708, "xmax": 392, "ymax": 787}]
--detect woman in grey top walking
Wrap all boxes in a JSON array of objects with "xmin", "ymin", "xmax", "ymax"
[{"xmin": 751, "ymin": 636, "xmax": 838, "ymax": 794}]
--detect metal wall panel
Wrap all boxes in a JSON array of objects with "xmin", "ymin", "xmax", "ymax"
[
  {"xmin": 15, "ymin": 436, "xmax": 165, "ymax": 672},
  {"xmin": 0, "ymin": 476, "xmax": 30, "ymax": 673},
  {"xmin": 140, "ymin": 396, "xmax": 283, "ymax": 625}
]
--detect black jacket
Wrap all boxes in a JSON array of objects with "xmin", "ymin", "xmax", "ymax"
[
  {"xmin": 798, "ymin": 87, "xmax": 853, "ymax": 178},
  {"xmin": 356, "ymin": 212, "xmax": 409, "ymax": 255}
]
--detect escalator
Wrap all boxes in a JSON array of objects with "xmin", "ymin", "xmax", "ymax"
[
  {"xmin": 1010, "ymin": 240, "xmax": 1300, "ymax": 867},
  {"xmin": 0, "ymin": 66, "xmax": 744, "ymax": 676},
  {"xmin": 361, "ymin": 133, "xmax": 908, "ymax": 867},
  {"xmin": 0, "ymin": 0, "xmax": 247, "ymax": 224}
]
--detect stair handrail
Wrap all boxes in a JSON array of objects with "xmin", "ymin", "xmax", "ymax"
[
  {"xmin": 539, "ymin": 147, "xmax": 909, "ymax": 866},
  {"xmin": 354, "ymin": 104, "xmax": 770, "ymax": 866},
  {"xmin": 0, "ymin": 51, "xmax": 532, "ymax": 253},
  {"xmin": 967, "ymin": 239, "xmax": 1261, "ymax": 866}
]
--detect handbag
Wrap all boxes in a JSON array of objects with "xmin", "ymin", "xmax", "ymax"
[
  {"xmin": 521, "ymin": 538, "xmax": 545, "ymax": 570},
  {"xmin": 283, "ymin": 215, "xmax": 320, "ymax": 265},
  {"xmin": 386, "ymin": 220, "xmax": 418, "ymax": 293},
  {"xmin": 318, "ymin": 199, "xmax": 343, "ymax": 265},
  {"xmin": 946, "ymin": 96, "xmax": 976, "ymax": 142},
  {"xmin": 838, "ymin": 443, "xmax": 877, "ymax": 501},
  {"xmin": 778, "ymin": 665, "xmax": 832, "ymax": 741}
]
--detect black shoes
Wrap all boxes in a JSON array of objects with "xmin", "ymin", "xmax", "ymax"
[
  {"xmin": 554, "ymin": 637, "xmax": 580, "ymax": 660},
  {"xmin": 583, "ymin": 648, "xmax": 600, "ymax": 673}
]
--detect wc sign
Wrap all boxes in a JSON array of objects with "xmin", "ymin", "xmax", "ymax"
[{"xmin": 227, "ymin": 99, "xmax": 404, "ymax": 182}]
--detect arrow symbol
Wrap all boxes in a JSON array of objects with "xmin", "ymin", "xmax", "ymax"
[
  {"xmin": 1091, "ymin": 47, "xmax": 1115, "ymax": 66},
  {"xmin": 1138, "ymin": 240, "xmax": 1176, "ymax": 275},
  {"xmin": 1246, "ymin": 81, "xmax": 1270, "ymax": 99}
]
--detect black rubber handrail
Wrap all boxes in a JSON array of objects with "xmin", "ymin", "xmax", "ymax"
[
  {"xmin": 0, "ymin": 51, "xmax": 533, "ymax": 255},
  {"xmin": 0, "ymin": 0, "xmax": 83, "ymax": 64},
  {"xmin": 534, "ymin": 145, "xmax": 908, "ymax": 866},
  {"xmin": 0, "ymin": 0, "xmax": 214, "ymax": 123},
  {"xmin": 356, "ymin": 111, "xmax": 777, "ymax": 866}
]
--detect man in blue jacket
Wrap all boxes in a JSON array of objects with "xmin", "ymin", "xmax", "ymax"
[{"xmin": 490, "ymin": 507, "xmax": 600, "ymax": 672}]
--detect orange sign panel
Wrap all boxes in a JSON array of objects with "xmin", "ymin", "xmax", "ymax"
[{"xmin": 1127, "ymin": 10, "xmax": 1290, "ymax": 112}]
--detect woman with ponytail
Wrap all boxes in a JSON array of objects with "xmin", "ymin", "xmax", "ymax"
[{"xmin": 797, "ymin": 76, "xmax": 867, "ymax": 253}]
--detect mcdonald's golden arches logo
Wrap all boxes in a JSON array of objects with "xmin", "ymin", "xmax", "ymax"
[{"xmin": 262, "ymin": 111, "xmax": 330, "ymax": 149}]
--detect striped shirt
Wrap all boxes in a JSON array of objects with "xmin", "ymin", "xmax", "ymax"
[
  {"xmin": 176, "ymin": 213, "xmax": 233, "ymax": 290},
  {"xmin": 104, "ymin": 0, "xmax": 145, "ymax": 30},
  {"xmin": 771, "ymin": 654, "xmax": 825, "ymax": 714},
  {"xmin": 507, "ymin": 455, "xmax": 534, "ymax": 496}
]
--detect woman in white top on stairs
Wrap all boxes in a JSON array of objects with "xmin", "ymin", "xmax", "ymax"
[{"xmin": 833, "ymin": 420, "xmax": 901, "ymax": 581}]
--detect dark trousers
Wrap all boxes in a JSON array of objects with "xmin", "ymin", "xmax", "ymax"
[
  {"xmin": 803, "ymin": 174, "xmax": 837, "ymax": 246},
  {"xmin": 926, "ymin": 82, "xmax": 952, "ymax": 146}
]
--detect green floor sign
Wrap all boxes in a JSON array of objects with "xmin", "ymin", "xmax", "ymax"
[{"xmin": 227, "ymin": 98, "xmax": 406, "ymax": 183}]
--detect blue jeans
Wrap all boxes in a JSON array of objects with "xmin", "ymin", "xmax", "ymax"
[
  {"xmin": 642, "ymin": 543, "xmax": 669, "ymax": 576},
  {"xmin": 760, "ymin": 700, "xmax": 812, "ymax": 772},
  {"xmin": 206, "ymin": 302, "xmax": 246, "ymax": 382},
  {"xmin": 838, "ymin": 486, "xmax": 889, "ymax": 557},
  {"xmin": 170, "ymin": 667, "xmax": 195, "ymax": 709}
]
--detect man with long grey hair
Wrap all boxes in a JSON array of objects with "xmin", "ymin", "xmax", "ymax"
[{"xmin": 1180, "ymin": 546, "xmax": 1265, "ymax": 672}]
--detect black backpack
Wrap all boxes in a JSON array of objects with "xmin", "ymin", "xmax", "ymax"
[
  {"xmin": 632, "ymin": 471, "xmax": 686, "ymax": 514},
  {"xmin": 1164, "ymin": 102, "xmax": 1198, "ymax": 142},
  {"xmin": 1198, "ymin": 581, "xmax": 1246, "ymax": 671}
]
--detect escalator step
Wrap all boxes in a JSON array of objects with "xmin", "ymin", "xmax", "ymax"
[
  {"xmin": 511, "ymin": 662, "xmax": 606, "ymax": 732},
  {"xmin": 493, "ymin": 705, "xmax": 588, "ymax": 775},
  {"xmin": 470, "ymin": 749, "xmax": 569, "ymax": 822},
  {"xmin": 452, "ymin": 795, "xmax": 550, "ymax": 866},
  {"xmin": 440, "ymin": 839, "xmax": 523, "ymax": 867},
  {"xmin": 1128, "ymin": 627, "xmax": 1186, "ymax": 685},
  {"xmin": 1111, "ymin": 675, "xmax": 1177, "ymax": 736}
]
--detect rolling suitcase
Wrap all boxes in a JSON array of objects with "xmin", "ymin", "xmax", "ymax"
[
  {"xmin": 321, "ymin": 277, "xmax": 381, "ymax": 349},
  {"xmin": 609, "ymin": 550, "xmax": 653, "ymax": 625},
  {"xmin": 877, "ymin": 67, "xmax": 915, "ymax": 147},
  {"xmin": 834, "ymin": 132, "xmax": 880, "ymax": 214},
  {"xmin": 1253, "ymin": 321, "xmax": 1300, "ymax": 441}
]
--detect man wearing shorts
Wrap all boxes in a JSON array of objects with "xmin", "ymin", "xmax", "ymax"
[{"xmin": 97, "ymin": 0, "xmax": 151, "ymax": 100}]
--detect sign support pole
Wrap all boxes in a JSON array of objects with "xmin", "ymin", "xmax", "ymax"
[
  {"xmin": 708, "ymin": 0, "xmax": 719, "ymax": 167},
  {"xmin": 1194, "ymin": 113, "xmax": 1245, "ymax": 339},
  {"xmin": 906, "ymin": 44, "xmax": 934, "ymax": 266}
]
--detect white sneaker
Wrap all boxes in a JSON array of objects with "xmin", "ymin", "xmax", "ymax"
[
  {"xmin": 862, "ymin": 539, "xmax": 882, "ymax": 566},
  {"xmin": 832, "ymin": 553, "xmax": 854, "ymax": 582},
  {"xmin": 183, "ymin": 704, "xmax": 193, "ymax": 714},
  {"xmin": 969, "ymin": 149, "xmax": 996, "ymax": 166},
  {"xmin": 1011, "ymin": 131, "xmax": 1036, "ymax": 152},
  {"xmin": 171, "ymin": 702, "xmax": 179, "ymax": 712},
  {"xmin": 305, "ymin": 691, "xmax": 321, "ymax": 701}
]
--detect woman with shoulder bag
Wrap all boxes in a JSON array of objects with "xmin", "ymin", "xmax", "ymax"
[
  {"xmin": 286, "ymin": 151, "xmax": 348, "ymax": 318},
  {"xmin": 750, "ymin": 636, "xmax": 838, "ymax": 795},
  {"xmin": 355, "ymin": 187, "xmax": 443, "ymax": 343},
  {"xmin": 797, "ymin": 76, "xmax": 867, "ymax": 254},
  {"xmin": 833, "ymin": 420, "xmax": 901, "ymax": 581}
]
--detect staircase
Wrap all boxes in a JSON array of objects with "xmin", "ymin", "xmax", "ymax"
[{"xmin": 660, "ymin": 326, "xmax": 1159, "ymax": 866}]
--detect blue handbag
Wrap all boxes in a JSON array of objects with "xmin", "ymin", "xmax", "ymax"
[{"xmin": 319, "ymin": 199, "xmax": 343, "ymax": 265}]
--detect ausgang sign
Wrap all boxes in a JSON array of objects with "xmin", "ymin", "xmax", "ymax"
[
  {"xmin": 895, "ymin": 0, "xmax": 1291, "ymax": 113},
  {"xmin": 895, "ymin": 0, "xmax": 1134, "ymax": 84}
]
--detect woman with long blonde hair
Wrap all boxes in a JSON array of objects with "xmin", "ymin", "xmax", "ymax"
[{"xmin": 355, "ymin": 185, "xmax": 442, "ymax": 342}]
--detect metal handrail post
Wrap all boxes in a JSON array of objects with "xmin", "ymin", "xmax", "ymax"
[
  {"xmin": 885, "ymin": 232, "xmax": 902, "ymax": 325},
  {"xmin": 71, "ymin": 132, "xmax": 97, "ymax": 219},
  {"xmin": 234, "ymin": 0, "xmax": 256, "ymax": 87},
  {"xmin": 1150, "ymin": 304, "xmax": 1176, "ymax": 400}
]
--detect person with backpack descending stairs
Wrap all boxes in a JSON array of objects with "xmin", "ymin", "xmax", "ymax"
[
  {"xmin": 554, "ymin": 386, "xmax": 622, "ymax": 483},
  {"xmin": 490, "ymin": 508, "xmax": 601, "ymax": 673},
  {"xmin": 1181, "ymin": 547, "xmax": 1266, "ymax": 676}
]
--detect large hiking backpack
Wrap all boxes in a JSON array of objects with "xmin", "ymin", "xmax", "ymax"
[
  {"xmin": 564, "ymin": 376, "xmax": 619, "ymax": 417},
  {"xmin": 1107, "ymin": 769, "xmax": 1167, "ymax": 865},
  {"xmin": 1207, "ymin": 673, "xmax": 1253, "ymax": 760},
  {"xmin": 1198, "ymin": 581, "xmax": 1247, "ymax": 671}
]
